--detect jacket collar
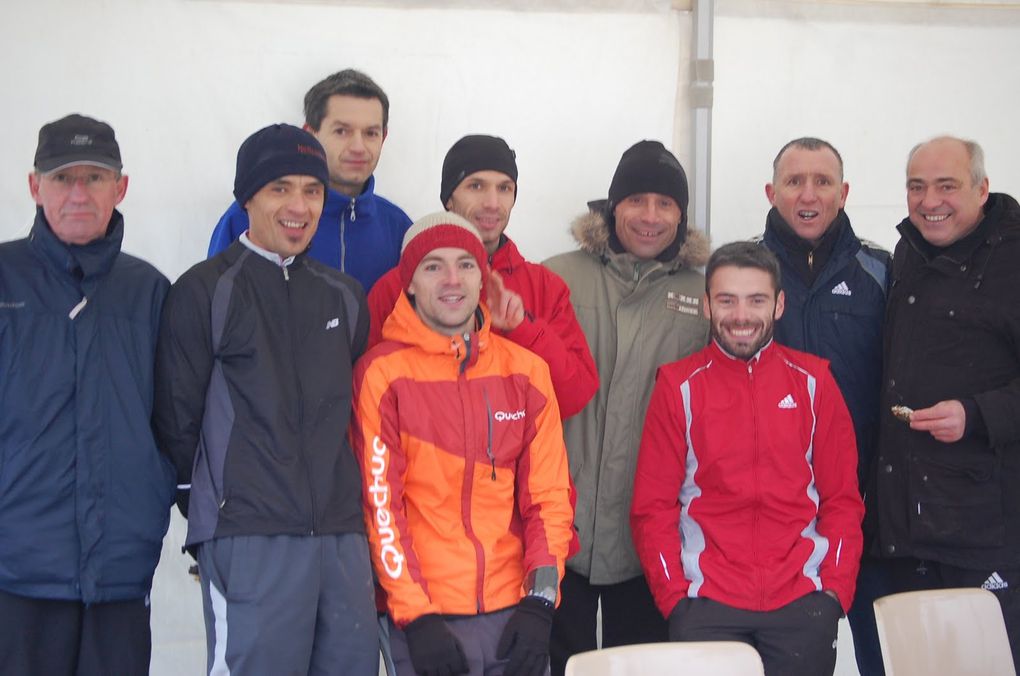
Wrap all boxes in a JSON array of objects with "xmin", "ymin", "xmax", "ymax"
[
  {"xmin": 382, "ymin": 292, "xmax": 492, "ymax": 371},
  {"xmin": 708, "ymin": 336, "xmax": 777, "ymax": 370},
  {"xmin": 763, "ymin": 208, "xmax": 859, "ymax": 288},
  {"xmin": 896, "ymin": 192, "xmax": 1020, "ymax": 267},
  {"xmin": 490, "ymin": 235, "xmax": 525, "ymax": 275},
  {"xmin": 324, "ymin": 174, "xmax": 379, "ymax": 221},
  {"xmin": 239, "ymin": 231, "xmax": 296, "ymax": 268},
  {"xmin": 29, "ymin": 206, "xmax": 124, "ymax": 283}
]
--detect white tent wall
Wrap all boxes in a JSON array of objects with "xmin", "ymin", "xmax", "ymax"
[
  {"xmin": 0, "ymin": 0, "xmax": 686, "ymax": 279},
  {"xmin": 3, "ymin": 1, "xmax": 1020, "ymax": 674},
  {"xmin": 711, "ymin": 0, "xmax": 1020, "ymax": 251}
]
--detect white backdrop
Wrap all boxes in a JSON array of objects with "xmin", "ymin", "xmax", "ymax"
[
  {"xmin": 0, "ymin": 0, "xmax": 683, "ymax": 280},
  {"xmin": 3, "ymin": 1, "xmax": 1020, "ymax": 674},
  {"xmin": 712, "ymin": 0, "xmax": 1020, "ymax": 252}
]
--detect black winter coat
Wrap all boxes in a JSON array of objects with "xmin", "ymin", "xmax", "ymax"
[{"xmin": 875, "ymin": 193, "xmax": 1020, "ymax": 569}]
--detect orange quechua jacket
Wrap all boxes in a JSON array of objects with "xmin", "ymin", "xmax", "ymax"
[{"xmin": 351, "ymin": 293, "xmax": 574, "ymax": 627}]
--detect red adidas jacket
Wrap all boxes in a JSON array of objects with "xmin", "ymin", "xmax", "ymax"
[{"xmin": 631, "ymin": 340, "xmax": 863, "ymax": 616}]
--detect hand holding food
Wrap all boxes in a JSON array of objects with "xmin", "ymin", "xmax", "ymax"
[{"xmin": 891, "ymin": 405, "xmax": 913, "ymax": 423}]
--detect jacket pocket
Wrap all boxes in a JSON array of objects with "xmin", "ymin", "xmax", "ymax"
[{"xmin": 909, "ymin": 451, "xmax": 1004, "ymax": 548}]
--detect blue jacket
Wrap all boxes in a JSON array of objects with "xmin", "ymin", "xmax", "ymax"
[
  {"xmin": 207, "ymin": 175, "xmax": 411, "ymax": 293},
  {"xmin": 0, "ymin": 209, "xmax": 175, "ymax": 603},
  {"xmin": 760, "ymin": 209, "xmax": 890, "ymax": 489}
]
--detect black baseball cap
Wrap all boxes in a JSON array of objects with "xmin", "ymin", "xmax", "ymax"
[{"xmin": 34, "ymin": 114, "xmax": 123, "ymax": 174}]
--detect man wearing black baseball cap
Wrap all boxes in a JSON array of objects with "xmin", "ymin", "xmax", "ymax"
[
  {"xmin": 543, "ymin": 140, "xmax": 711, "ymax": 674},
  {"xmin": 154, "ymin": 123, "xmax": 377, "ymax": 675},
  {"xmin": 0, "ymin": 114, "xmax": 175, "ymax": 675}
]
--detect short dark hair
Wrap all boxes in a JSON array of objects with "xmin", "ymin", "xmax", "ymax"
[
  {"xmin": 303, "ymin": 69, "xmax": 390, "ymax": 132},
  {"xmin": 705, "ymin": 241, "xmax": 782, "ymax": 294},
  {"xmin": 772, "ymin": 137, "xmax": 844, "ymax": 183}
]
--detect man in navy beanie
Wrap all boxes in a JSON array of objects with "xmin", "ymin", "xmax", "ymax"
[
  {"xmin": 207, "ymin": 70, "xmax": 411, "ymax": 293},
  {"xmin": 154, "ymin": 123, "xmax": 377, "ymax": 675}
]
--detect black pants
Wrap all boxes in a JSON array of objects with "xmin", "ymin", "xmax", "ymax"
[
  {"xmin": 550, "ymin": 570, "xmax": 668, "ymax": 676},
  {"xmin": 846, "ymin": 554, "xmax": 895, "ymax": 676},
  {"xmin": 669, "ymin": 593, "xmax": 842, "ymax": 676},
  {"xmin": 884, "ymin": 557, "xmax": 1020, "ymax": 671},
  {"xmin": 0, "ymin": 588, "xmax": 150, "ymax": 676}
]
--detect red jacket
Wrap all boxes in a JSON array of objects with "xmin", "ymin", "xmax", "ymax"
[
  {"xmin": 367, "ymin": 237, "xmax": 598, "ymax": 418},
  {"xmin": 631, "ymin": 340, "xmax": 863, "ymax": 616}
]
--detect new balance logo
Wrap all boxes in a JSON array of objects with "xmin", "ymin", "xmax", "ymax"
[
  {"xmin": 778, "ymin": 394, "xmax": 797, "ymax": 409},
  {"xmin": 982, "ymin": 572, "xmax": 1009, "ymax": 591},
  {"xmin": 325, "ymin": 317, "xmax": 339, "ymax": 330},
  {"xmin": 831, "ymin": 281, "xmax": 852, "ymax": 296}
]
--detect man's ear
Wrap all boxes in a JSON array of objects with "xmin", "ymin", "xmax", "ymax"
[
  {"xmin": 114, "ymin": 174, "xmax": 129, "ymax": 206},
  {"xmin": 28, "ymin": 172, "xmax": 42, "ymax": 204}
]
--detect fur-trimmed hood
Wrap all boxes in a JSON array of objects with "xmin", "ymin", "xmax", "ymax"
[{"xmin": 568, "ymin": 202, "xmax": 710, "ymax": 268}]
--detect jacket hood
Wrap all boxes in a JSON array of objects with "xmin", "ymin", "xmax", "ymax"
[{"xmin": 568, "ymin": 201, "xmax": 709, "ymax": 268}]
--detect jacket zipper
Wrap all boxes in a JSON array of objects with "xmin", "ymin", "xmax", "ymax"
[
  {"xmin": 285, "ymin": 263, "xmax": 317, "ymax": 535},
  {"xmin": 484, "ymin": 391, "xmax": 496, "ymax": 481},
  {"xmin": 458, "ymin": 332, "xmax": 487, "ymax": 612},
  {"xmin": 748, "ymin": 360, "xmax": 765, "ymax": 610},
  {"xmin": 339, "ymin": 205, "xmax": 348, "ymax": 274}
]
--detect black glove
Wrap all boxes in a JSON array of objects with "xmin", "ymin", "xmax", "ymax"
[
  {"xmin": 496, "ymin": 596, "xmax": 555, "ymax": 676},
  {"xmin": 403, "ymin": 614, "xmax": 469, "ymax": 676}
]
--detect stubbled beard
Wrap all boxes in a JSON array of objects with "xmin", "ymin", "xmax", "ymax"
[{"xmin": 711, "ymin": 321, "xmax": 775, "ymax": 360}]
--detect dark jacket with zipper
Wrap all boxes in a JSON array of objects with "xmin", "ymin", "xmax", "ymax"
[
  {"xmin": 759, "ymin": 209, "xmax": 890, "ymax": 491},
  {"xmin": 874, "ymin": 193, "xmax": 1020, "ymax": 569},
  {"xmin": 0, "ymin": 209, "xmax": 174, "ymax": 603},
  {"xmin": 154, "ymin": 239, "xmax": 369, "ymax": 549}
]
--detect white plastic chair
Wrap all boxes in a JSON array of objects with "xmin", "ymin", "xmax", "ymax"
[
  {"xmin": 874, "ymin": 587, "xmax": 1016, "ymax": 676},
  {"xmin": 564, "ymin": 641, "xmax": 765, "ymax": 675}
]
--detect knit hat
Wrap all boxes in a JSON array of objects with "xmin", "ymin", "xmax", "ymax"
[
  {"xmin": 34, "ymin": 114, "xmax": 122, "ymax": 173},
  {"xmin": 608, "ymin": 140, "xmax": 689, "ymax": 215},
  {"xmin": 440, "ymin": 135, "xmax": 518, "ymax": 206},
  {"xmin": 233, "ymin": 124, "xmax": 329, "ymax": 207},
  {"xmin": 399, "ymin": 212, "xmax": 488, "ymax": 291}
]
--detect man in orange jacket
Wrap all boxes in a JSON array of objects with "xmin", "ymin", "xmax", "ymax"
[{"xmin": 353, "ymin": 211, "xmax": 574, "ymax": 676}]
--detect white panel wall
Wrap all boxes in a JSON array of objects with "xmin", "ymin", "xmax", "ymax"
[
  {"xmin": 0, "ymin": 0, "xmax": 683, "ymax": 280},
  {"xmin": 711, "ymin": 0, "xmax": 1020, "ymax": 251}
]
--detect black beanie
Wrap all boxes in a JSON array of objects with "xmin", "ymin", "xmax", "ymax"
[
  {"xmin": 440, "ymin": 135, "xmax": 518, "ymax": 206},
  {"xmin": 233, "ymin": 124, "xmax": 330, "ymax": 207},
  {"xmin": 608, "ymin": 140, "xmax": 689, "ymax": 216}
]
